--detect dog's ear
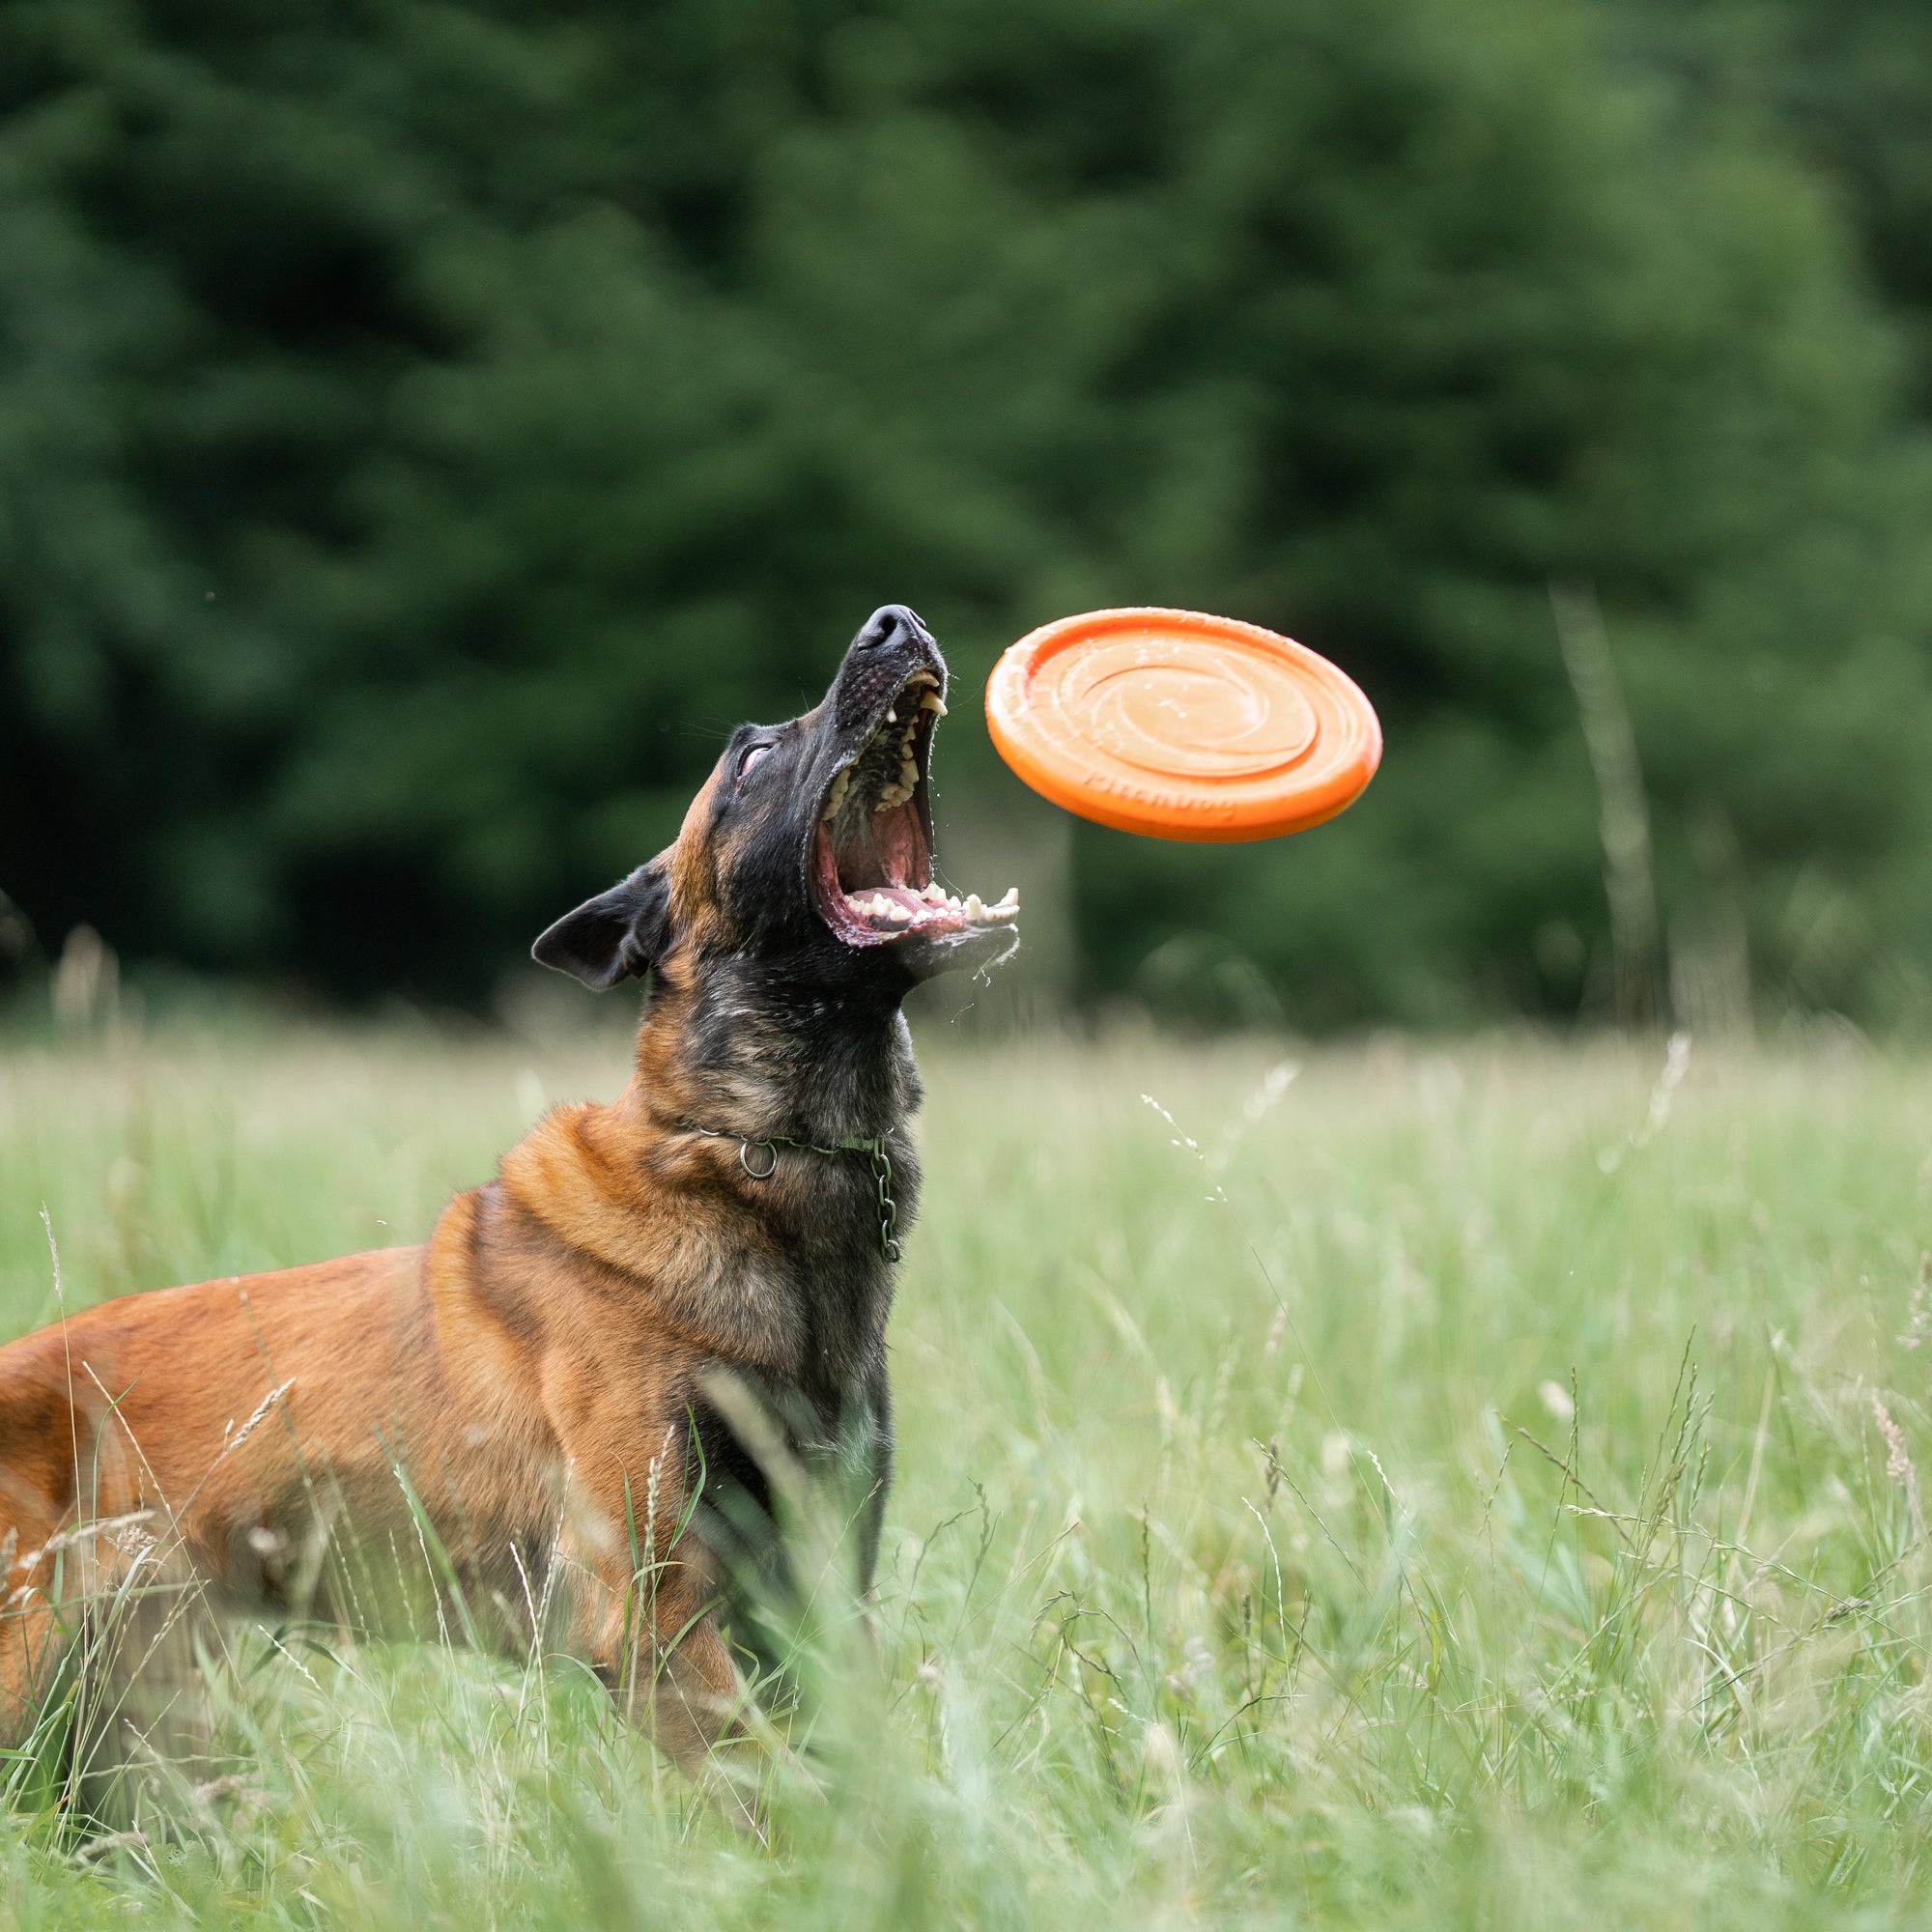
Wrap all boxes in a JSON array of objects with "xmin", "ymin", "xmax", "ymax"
[{"xmin": 531, "ymin": 860, "xmax": 673, "ymax": 991}]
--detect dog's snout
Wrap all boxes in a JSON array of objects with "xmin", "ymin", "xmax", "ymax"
[
  {"xmin": 854, "ymin": 605, "xmax": 929, "ymax": 654},
  {"xmin": 836, "ymin": 603, "xmax": 946, "ymax": 732}
]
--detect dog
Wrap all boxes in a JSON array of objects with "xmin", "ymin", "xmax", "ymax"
[{"xmin": 0, "ymin": 604, "xmax": 1018, "ymax": 1784}]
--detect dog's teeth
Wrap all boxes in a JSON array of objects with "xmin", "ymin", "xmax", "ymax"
[
  {"xmin": 964, "ymin": 893, "xmax": 984, "ymax": 923},
  {"xmin": 922, "ymin": 883, "xmax": 946, "ymax": 903},
  {"xmin": 887, "ymin": 902, "xmax": 912, "ymax": 923},
  {"xmin": 995, "ymin": 887, "xmax": 1019, "ymax": 910},
  {"xmin": 885, "ymin": 707, "xmax": 897, "ymax": 724},
  {"xmin": 899, "ymin": 759, "xmax": 918, "ymax": 789},
  {"xmin": 920, "ymin": 690, "xmax": 947, "ymax": 715}
]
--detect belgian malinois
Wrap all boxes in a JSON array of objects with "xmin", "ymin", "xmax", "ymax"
[{"xmin": 0, "ymin": 604, "xmax": 1018, "ymax": 1784}]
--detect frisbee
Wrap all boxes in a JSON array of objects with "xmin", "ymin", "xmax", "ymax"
[{"xmin": 985, "ymin": 608, "xmax": 1381, "ymax": 842}]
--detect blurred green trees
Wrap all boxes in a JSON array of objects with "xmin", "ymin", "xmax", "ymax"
[{"xmin": 3, "ymin": 0, "xmax": 1930, "ymax": 1023}]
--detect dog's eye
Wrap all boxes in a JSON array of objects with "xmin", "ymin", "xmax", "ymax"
[{"xmin": 738, "ymin": 743, "xmax": 774, "ymax": 781}]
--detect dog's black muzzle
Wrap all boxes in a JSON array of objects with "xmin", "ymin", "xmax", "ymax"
[{"xmin": 834, "ymin": 605, "xmax": 947, "ymax": 735}]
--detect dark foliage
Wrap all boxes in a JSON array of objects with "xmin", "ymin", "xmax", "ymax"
[{"xmin": 3, "ymin": 0, "xmax": 1930, "ymax": 1022}]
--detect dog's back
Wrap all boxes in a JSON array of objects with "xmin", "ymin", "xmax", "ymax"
[{"xmin": 0, "ymin": 1249, "xmax": 438, "ymax": 1726}]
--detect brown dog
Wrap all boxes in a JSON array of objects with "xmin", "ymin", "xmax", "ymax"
[{"xmin": 0, "ymin": 605, "xmax": 1018, "ymax": 1780}]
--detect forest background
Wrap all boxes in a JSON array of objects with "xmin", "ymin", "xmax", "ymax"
[{"xmin": 4, "ymin": 0, "xmax": 1932, "ymax": 1034}]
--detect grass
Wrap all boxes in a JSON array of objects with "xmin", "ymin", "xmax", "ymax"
[{"xmin": 2, "ymin": 1015, "xmax": 1931, "ymax": 1927}]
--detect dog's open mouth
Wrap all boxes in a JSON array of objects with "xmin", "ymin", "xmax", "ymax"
[{"xmin": 810, "ymin": 670, "xmax": 1020, "ymax": 948}]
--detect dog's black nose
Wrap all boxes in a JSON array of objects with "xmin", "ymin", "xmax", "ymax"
[{"xmin": 853, "ymin": 605, "xmax": 929, "ymax": 654}]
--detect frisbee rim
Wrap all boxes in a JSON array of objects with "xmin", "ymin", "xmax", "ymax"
[{"xmin": 985, "ymin": 607, "xmax": 1381, "ymax": 842}]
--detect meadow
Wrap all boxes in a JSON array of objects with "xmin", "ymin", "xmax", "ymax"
[{"xmin": 1, "ymin": 1016, "xmax": 1929, "ymax": 1928}]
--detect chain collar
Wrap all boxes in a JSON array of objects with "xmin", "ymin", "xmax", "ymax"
[{"xmin": 684, "ymin": 1122, "xmax": 901, "ymax": 1264}]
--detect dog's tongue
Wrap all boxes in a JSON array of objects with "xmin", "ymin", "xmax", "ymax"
[
  {"xmin": 862, "ymin": 887, "xmax": 929, "ymax": 917},
  {"xmin": 839, "ymin": 882, "xmax": 970, "ymax": 934}
]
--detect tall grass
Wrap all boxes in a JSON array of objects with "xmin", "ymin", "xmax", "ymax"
[{"xmin": 1, "ymin": 1019, "xmax": 1929, "ymax": 1927}]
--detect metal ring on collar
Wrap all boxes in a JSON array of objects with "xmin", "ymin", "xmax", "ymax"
[{"xmin": 739, "ymin": 1140, "xmax": 780, "ymax": 1180}]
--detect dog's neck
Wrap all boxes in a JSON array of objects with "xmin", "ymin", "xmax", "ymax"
[{"xmin": 629, "ymin": 952, "xmax": 923, "ymax": 1146}]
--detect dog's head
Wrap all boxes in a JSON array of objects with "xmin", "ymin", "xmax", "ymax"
[{"xmin": 533, "ymin": 605, "xmax": 1021, "ymax": 998}]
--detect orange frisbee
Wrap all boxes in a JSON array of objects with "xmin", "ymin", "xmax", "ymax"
[{"xmin": 985, "ymin": 608, "xmax": 1381, "ymax": 841}]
